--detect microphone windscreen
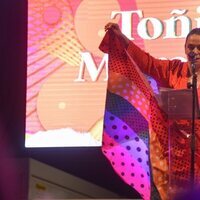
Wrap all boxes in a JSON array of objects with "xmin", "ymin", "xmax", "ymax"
[{"xmin": 188, "ymin": 51, "xmax": 196, "ymax": 61}]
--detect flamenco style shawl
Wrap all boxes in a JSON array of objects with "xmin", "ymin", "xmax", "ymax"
[{"xmin": 99, "ymin": 31, "xmax": 169, "ymax": 200}]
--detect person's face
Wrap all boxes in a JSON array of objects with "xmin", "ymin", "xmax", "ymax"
[{"xmin": 185, "ymin": 34, "xmax": 200, "ymax": 72}]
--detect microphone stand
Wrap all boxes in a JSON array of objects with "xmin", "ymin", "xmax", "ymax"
[{"xmin": 188, "ymin": 57, "xmax": 198, "ymax": 189}]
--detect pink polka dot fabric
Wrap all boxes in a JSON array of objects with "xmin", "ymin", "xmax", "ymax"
[
  {"xmin": 99, "ymin": 31, "xmax": 169, "ymax": 200},
  {"xmin": 103, "ymin": 111, "xmax": 151, "ymax": 199}
]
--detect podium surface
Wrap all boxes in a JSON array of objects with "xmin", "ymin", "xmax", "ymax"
[{"xmin": 156, "ymin": 88, "xmax": 200, "ymax": 119}]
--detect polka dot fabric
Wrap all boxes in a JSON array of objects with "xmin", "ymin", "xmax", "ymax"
[
  {"xmin": 167, "ymin": 120, "xmax": 200, "ymax": 193},
  {"xmin": 99, "ymin": 31, "xmax": 200, "ymax": 200},
  {"xmin": 108, "ymin": 71, "xmax": 150, "ymax": 121},
  {"xmin": 104, "ymin": 110, "xmax": 150, "ymax": 175},
  {"xmin": 105, "ymin": 91, "xmax": 149, "ymax": 145},
  {"xmin": 99, "ymin": 31, "xmax": 169, "ymax": 199},
  {"xmin": 103, "ymin": 111, "xmax": 151, "ymax": 199}
]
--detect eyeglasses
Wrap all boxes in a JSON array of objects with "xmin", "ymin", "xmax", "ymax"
[{"xmin": 187, "ymin": 44, "xmax": 200, "ymax": 51}]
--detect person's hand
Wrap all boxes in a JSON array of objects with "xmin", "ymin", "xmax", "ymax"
[
  {"xmin": 104, "ymin": 22, "xmax": 121, "ymax": 36},
  {"xmin": 104, "ymin": 22, "xmax": 129, "ymax": 48}
]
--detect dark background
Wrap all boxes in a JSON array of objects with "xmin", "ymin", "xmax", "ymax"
[{"xmin": 0, "ymin": 0, "xmax": 140, "ymax": 198}]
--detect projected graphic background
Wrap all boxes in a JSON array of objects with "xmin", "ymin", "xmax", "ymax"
[{"xmin": 26, "ymin": 0, "xmax": 200, "ymax": 147}]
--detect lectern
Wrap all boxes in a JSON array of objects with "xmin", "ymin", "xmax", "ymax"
[
  {"xmin": 156, "ymin": 87, "xmax": 200, "ymax": 199},
  {"xmin": 157, "ymin": 88, "xmax": 200, "ymax": 119}
]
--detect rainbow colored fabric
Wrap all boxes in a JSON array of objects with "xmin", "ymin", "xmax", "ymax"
[{"xmin": 99, "ymin": 31, "xmax": 169, "ymax": 200}]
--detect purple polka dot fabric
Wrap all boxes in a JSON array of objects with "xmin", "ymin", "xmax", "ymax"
[{"xmin": 103, "ymin": 111, "xmax": 151, "ymax": 198}]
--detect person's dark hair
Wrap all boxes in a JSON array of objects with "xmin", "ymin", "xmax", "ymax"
[{"xmin": 185, "ymin": 28, "xmax": 200, "ymax": 46}]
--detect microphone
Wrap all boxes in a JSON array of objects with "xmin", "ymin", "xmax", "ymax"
[{"xmin": 188, "ymin": 51, "xmax": 196, "ymax": 62}]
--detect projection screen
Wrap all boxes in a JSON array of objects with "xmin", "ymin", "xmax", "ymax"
[{"xmin": 25, "ymin": 0, "xmax": 200, "ymax": 147}]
